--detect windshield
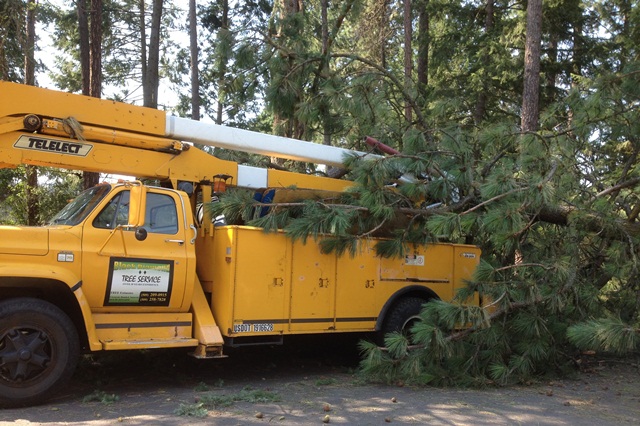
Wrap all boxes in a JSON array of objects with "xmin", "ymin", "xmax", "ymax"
[{"xmin": 48, "ymin": 184, "xmax": 112, "ymax": 226}]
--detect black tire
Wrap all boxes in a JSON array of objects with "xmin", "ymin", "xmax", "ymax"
[
  {"xmin": 380, "ymin": 296, "xmax": 428, "ymax": 339},
  {"xmin": 0, "ymin": 298, "xmax": 80, "ymax": 407}
]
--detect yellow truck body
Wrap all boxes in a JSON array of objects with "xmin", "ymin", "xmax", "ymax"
[
  {"xmin": 199, "ymin": 226, "xmax": 479, "ymax": 340},
  {"xmin": 0, "ymin": 81, "xmax": 480, "ymax": 407}
]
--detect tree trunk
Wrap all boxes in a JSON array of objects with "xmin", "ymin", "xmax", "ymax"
[
  {"xmin": 521, "ymin": 0, "xmax": 542, "ymax": 133},
  {"xmin": 84, "ymin": 0, "xmax": 103, "ymax": 189},
  {"xmin": 25, "ymin": 0, "xmax": 38, "ymax": 226},
  {"xmin": 379, "ymin": 1, "xmax": 390, "ymax": 68},
  {"xmin": 139, "ymin": 0, "xmax": 147, "ymax": 101},
  {"xmin": 24, "ymin": 0, "xmax": 35, "ymax": 86},
  {"xmin": 403, "ymin": 0, "xmax": 413, "ymax": 125},
  {"xmin": 77, "ymin": 0, "xmax": 90, "ymax": 95},
  {"xmin": 144, "ymin": 0, "xmax": 163, "ymax": 108},
  {"xmin": 189, "ymin": 0, "xmax": 200, "ymax": 120},
  {"xmin": 215, "ymin": 0, "xmax": 229, "ymax": 125},
  {"xmin": 321, "ymin": 0, "xmax": 330, "ymax": 147},
  {"xmin": 283, "ymin": 0, "xmax": 302, "ymax": 14},
  {"xmin": 89, "ymin": 0, "xmax": 102, "ymax": 99},
  {"xmin": 416, "ymin": 0, "xmax": 429, "ymax": 100}
]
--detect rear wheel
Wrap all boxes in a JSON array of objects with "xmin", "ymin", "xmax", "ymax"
[
  {"xmin": 0, "ymin": 298, "xmax": 80, "ymax": 407},
  {"xmin": 379, "ymin": 297, "xmax": 428, "ymax": 342}
]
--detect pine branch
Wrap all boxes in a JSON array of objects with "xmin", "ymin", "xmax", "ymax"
[
  {"xmin": 325, "ymin": 0, "xmax": 355, "ymax": 54},
  {"xmin": 537, "ymin": 204, "xmax": 640, "ymax": 236},
  {"xmin": 567, "ymin": 317, "xmax": 640, "ymax": 355},
  {"xmin": 380, "ymin": 268, "xmax": 578, "ymax": 354},
  {"xmin": 617, "ymin": 139, "xmax": 639, "ymax": 183},
  {"xmin": 460, "ymin": 186, "xmax": 528, "ymax": 216},
  {"xmin": 480, "ymin": 143, "xmax": 516, "ymax": 178},
  {"xmin": 356, "ymin": 218, "xmax": 388, "ymax": 238},
  {"xmin": 257, "ymin": 201, "xmax": 368, "ymax": 212},
  {"xmin": 595, "ymin": 177, "xmax": 640, "ymax": 199},
  {"xmin": 331, "ymin": 52, "xmax": 428, "ymax": 130}
]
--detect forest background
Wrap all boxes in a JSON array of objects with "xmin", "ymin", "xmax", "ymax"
[{"xmin": 0, "ymin": 0, "xmax": 638, "ymax": 385}]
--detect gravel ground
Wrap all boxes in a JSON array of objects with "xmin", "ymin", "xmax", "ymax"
[{"xmin": 1, "ymin": 335, "xmax": 639, "ymax": 425}]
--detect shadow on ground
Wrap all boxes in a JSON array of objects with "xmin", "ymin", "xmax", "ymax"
[{"xmin": 1, "ymin": 334, "xmax": 639, "ymax": 425}]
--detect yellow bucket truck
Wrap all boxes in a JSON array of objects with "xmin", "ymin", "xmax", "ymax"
[{"xmin": 0, "ymin": 82, "xmax": 480, "ymax": 406}]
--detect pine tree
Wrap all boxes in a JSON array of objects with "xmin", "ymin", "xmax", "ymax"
[{"xmin": 208, "ymin": 0, "xmax": 640, "ymax": 384}]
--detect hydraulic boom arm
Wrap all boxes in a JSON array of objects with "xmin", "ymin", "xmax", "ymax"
[{"xmin": 0, "ymin": 81, "xmax": 378, "ymax": 191}]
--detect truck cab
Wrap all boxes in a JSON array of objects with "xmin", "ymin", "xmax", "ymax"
[
  {"xmin": 0, "ymin": 182, "xmax": 220, "ymax": 407},
  {"xmin": 1, "ymin": 182, "xmax": 197, "ymax": 312}
]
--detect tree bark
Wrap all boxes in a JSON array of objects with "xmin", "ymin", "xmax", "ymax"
[
  {"xmin": 403, "ymin": 0, "xmax": 413, "ymax": 126},
  {"xmin": 283, "ymin": 0, "xmax": 302, "ymax": 14},
  {"xmin": 77, "ymin": 0, "xmax": 90, "ymax": 95},
  {"xmin": 416, "ymin": 0, "xmax": 429, "ymax": 100},
  {"xmin": 379, "ymin": 1, "xmax": 390, "ymax": 68},
  {"xmin": 215, "ymin": 0, "xmax": 229, "ymax": 125},
  {"xmin": 139, "ymin": 0, "xmax": 147, "ymax": 102},
  {"xmin": 24, "ymin": 0, "xmax": 35, "ymax": 86},
  {"xmin": 84, "ymin": 0, "xmax": 103, "ymax": 189},
  {"xmin": 144, "ymin": 0, "xmax": 163, "ymax": 108},
  {"xmin": 89, "ymin": 0, "xmax": 102, "ymax": 99},
  {"xmin": 321, "ymin": 0, "xmax": 330, "ymax": 147},
  {"xmin": 189, "ymin": 0, "xmax": 200, "ymax": 120},
  {"xmin": 521, "ymin": 0, "xmax": 542, "ymax": 132}
]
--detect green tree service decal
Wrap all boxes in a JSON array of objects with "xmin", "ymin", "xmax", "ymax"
[{"xmin": 105, "ymin": 257, "xmax": 174, "ymax": 306}]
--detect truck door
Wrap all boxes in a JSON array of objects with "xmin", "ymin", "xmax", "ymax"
[{"xmin": 81, "ymin": 187, "xmax": 191, "ymax": 310}]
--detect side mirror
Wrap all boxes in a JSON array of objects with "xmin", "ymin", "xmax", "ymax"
[
  {"xmin": 128, "ymin": 182, "xmax": 147, "ymax": 227},
  {"xmin": 134, "ymin": 227, "xmax": 148, "ymax": 241}
]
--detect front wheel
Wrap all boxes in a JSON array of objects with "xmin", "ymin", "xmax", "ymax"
[{"xmin": 0, "ymin": 298, "xmax": 80, "ymax": 407}]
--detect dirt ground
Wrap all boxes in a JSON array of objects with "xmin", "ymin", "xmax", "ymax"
[{"xmin": 1, "ymin": 334, "xmax": 639, "ymax": 426}]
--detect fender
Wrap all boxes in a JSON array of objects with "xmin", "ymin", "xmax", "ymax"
[{"xmin": 0, "ymin": 264, "xmax": 102, "ymax": 351}]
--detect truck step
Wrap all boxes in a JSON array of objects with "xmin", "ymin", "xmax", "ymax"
[
  {"xmin": 102, "ymin": 338, "xmax": 199, "ymax": 351},
  {"xmin": 92, "ymin": 312, "xmax": 196, "ymax": 349}
]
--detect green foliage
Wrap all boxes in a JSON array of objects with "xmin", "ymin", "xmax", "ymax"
[
  {"xmin": 567, "ymin": 318, "xmax": 639, "ymax": 355},
  {"xmin": 187, "ymin": 387, "xmax": 281, "ymax": 411},
  {"xmin": 194, "ymin": 381, "xmax": 209, "ymax": 392},
  {"xmin": 0, "ymin": 0, "xmax": 26, "ymax": 82},
  {"xmin": 175, "ymin": 387, "xmax": 281, "ymax": 417},
  {"xmin": 284, "ymin": 201, "xmax": 355, "ymax": 243},
  {"xmin": 206, "ymin": 189, "xmax": 260, "ymax": 225},
  {"xmin": 0, "ymin": 167, "xmax": 82, "ymax": 225},
  {"xmin": 174, "ymin": 402, "xmax": 208, "ymax": 417},
  {"xmin": 82, "ymin": 390, "xmax": 119, "ymax": 405},
  {"xmin": 314, "ymin": 377, "xmax": 338, "ymax": 386}
]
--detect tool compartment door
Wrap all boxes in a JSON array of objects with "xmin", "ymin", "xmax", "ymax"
[
  {"xmin": 289, "ymin": 240, "xmax": 336, "ymax": 331},
  {"xmin": 334, "ymin": 240, "xmax": 378, "ymax": 330},
  {"xmin": 230, "ymin": 229, "xmax": 290, "ymax": 334}
]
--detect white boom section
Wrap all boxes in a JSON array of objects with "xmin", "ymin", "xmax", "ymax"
[{"xmin": 166, "ymin": 116, "xmax": 381, "ymax": 168}]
